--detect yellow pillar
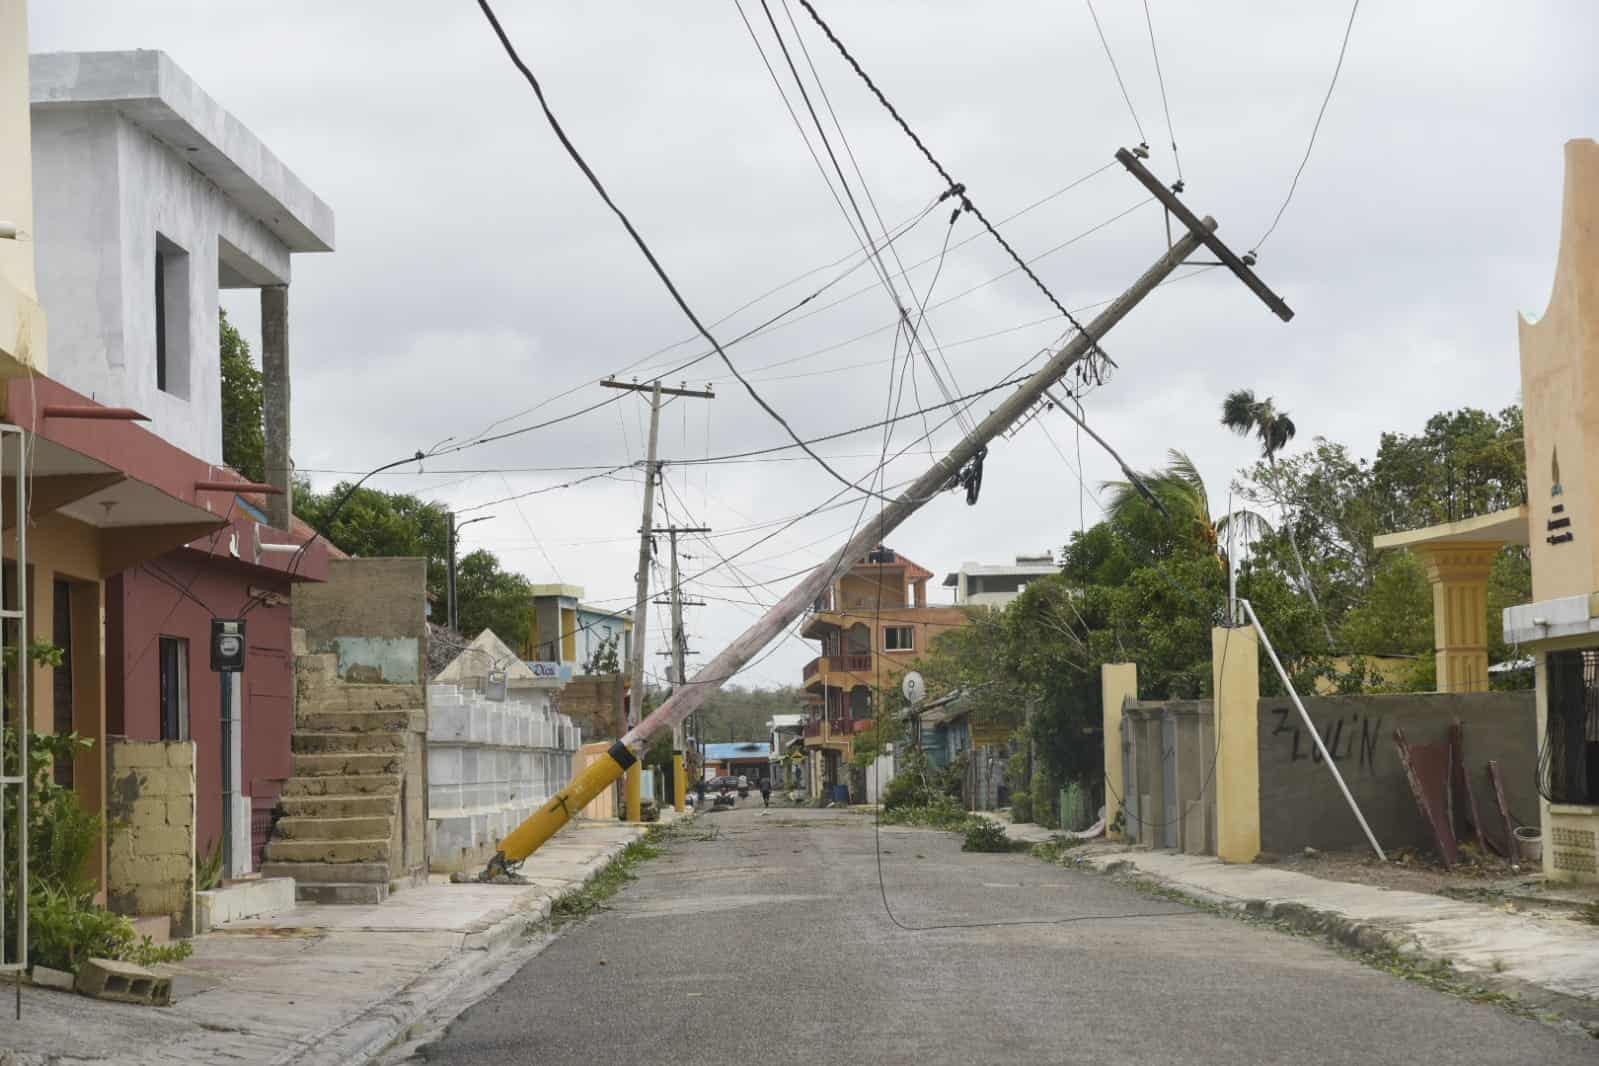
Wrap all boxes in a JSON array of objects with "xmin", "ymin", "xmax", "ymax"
[
  {"xmin": 672, "ymin": 752, "xmax": 686, "ymax": 812},
  {"xmin": 1212, "ymin": 625, "xmax": 1260, "ymax": 864},
  {"xmin": 1414, "ymin": 543, "xmax": 1500, "ymax": 694},
  {"xmin": 625, "ymin": 761, "xmax": 642, "ymax": 822},
  {"xmin": 1101, "ymin": 662, "xmax": 1137, "ymax": 840}
]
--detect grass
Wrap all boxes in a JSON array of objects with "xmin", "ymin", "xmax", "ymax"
[{"xmin": 545, "ymin": 832, "xmax": 664, "ymax": 928}]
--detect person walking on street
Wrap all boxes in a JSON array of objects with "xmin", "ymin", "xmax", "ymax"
[{"xmin": 759, "ymin": 777, "xmax": 772, "ymax": 808}]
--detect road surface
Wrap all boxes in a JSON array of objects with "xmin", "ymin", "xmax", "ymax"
[{"xmin": 418, "ymin": 806, "xmax": 1594, "ymax": 1065}]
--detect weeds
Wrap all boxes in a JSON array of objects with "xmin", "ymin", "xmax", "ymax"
[{"xmin": 546, "ymin": 833, "xmax": 664, "ymax": 928}]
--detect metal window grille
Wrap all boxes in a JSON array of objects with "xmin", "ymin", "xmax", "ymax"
[
  {"xmin": 1538, "ymin": 649, "xmax": 1599, "ymax": 804},
  {"xmin": 1, "ymin": 424, "xmax": 29, "ymax": 1002}
]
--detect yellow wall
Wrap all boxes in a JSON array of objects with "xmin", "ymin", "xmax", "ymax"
[
  {"xmin": 1212, "ymin": 625, "xmax": 1261, "ymax": 864},
  {"xmin": 1519, "ymin": 140, "xmax": 1599, "ymax": 603},
  {"xmin": 1101, "ymin": 663, "xmax": 1136, "ymax": 840}
]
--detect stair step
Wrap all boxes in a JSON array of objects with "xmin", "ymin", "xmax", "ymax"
[
  {"xmin": 260, "ymin": 860, "xmax": 391, "ymax": 885},
  {"xmin": 291, "ymin": 731, "xmax": 407, "ymax": 755},
  {"xmin": 278, "ymin": 793, "xmax": 399, "ymax": 819},
  {"xmin": 295, "ymin": 709, "xmax": 420, "ymax": 734},
  {"xmin": 263, "ymin": 837, "xmax": 392, "ymax": 864},
  {"xmin": 292, "ymin": 752, "xmax": 404, "ymax": 777},
  {"xmin": 296, "ymin": 683, "xmax": 425, "ymax": 714},
  {"xmin": 272, "ymin": 815, "xmax": 392, "ymax": 841},
  {"xmin": 296, "ymin": 881, "xmax": 389, "ymax": 905},
  {"xmin": 281, "ymin": 773, "xmax": 401, "ymax": 797}
]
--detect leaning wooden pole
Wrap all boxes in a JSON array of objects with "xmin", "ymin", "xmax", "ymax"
[{"xmin": 483, "ymin": 154, "xmax": 1292, "ymax": 874}]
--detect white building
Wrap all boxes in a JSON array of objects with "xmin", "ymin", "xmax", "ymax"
[
  {"xmin": 30, "ymin": 49, "xmax": 334, "ymax": 523},
  {"xmin": 941, "ymin": 553, "xmax": 1058, "ymax": 609}
]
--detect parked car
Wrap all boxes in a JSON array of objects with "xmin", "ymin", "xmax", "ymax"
[{"xmin": 704, "ymin": 775, "xmax": 740, "ymax": 792}]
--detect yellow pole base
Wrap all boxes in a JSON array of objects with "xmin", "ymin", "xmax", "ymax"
[
  {"xmin": 672, "ymin": 752, "xmax": 686, "ymax": 812},
  {"xmin": 495, "ymin": 742, "xmax": 632, "ymax": 864},
  {"xmin": 625, "ymin": 760, "xmax": 642, "ymax": 822}
]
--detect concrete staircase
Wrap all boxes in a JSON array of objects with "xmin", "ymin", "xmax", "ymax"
[{"xmin": 261, "ymin": 653, "xmax": 426, "ymax": 904}]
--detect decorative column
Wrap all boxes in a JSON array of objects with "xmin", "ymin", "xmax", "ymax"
[
  {"xmin": 1414, "ymin": 542, "xmax": 1499, "ymax": 694},
  {"xmin": 261, "ymin": 285, "xmax": 292, "ymax": 530}
]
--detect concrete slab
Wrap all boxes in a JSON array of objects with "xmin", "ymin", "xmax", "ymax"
[
  {"xmin": 196, "ymin": 877, "xmax": 295, "ymax": 932},
  {"xmin": 1068, "ymin": 842, "xmax": 1599, "ymax": 1028}
]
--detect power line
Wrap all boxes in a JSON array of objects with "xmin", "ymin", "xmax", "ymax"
[
  {"xmin": 1140, "ymin": 0, "xmax": 1183, "ymax": 188},
  {"xmin": 1253, "ymin": 0, "xmax": 1362, "ymax": 254},
  {"xmin": 1085, "ymin": 0, "xmax": 1147, "ymax": 146},
  {"xmin": 792, "ymin": 0, "xmax": 1112, "ymax": 375},
  {"xmin": 474, "ymin": 0, "xmax": 899, "ymax": 505}
]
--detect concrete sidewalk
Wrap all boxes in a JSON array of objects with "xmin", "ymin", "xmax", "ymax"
[
  {"xmin": 1059, "ymin": 840, "xmax": 1599, "ymax": 1033},
  {"xmin": 1, "ymin": 817, "xmax": 664, "ymax": 1066}
]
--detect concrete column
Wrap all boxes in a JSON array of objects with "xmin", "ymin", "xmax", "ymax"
[
  {"xmin": 1100, "ymin": 662, "xmax": 1136, "ymax": 840},
  {"xmin": 1212, "ymin": 625, "xmax": 1260, "ymax": 864},
  {"xmin": 1414, "ymin": 543, "xmax": 1499, "ymax": 694},
  {"xmin": 261, "ymin": 285, "xmax": 292, "ymax": 530},
  {"xmin": 70, "ymin": 580, "xmax": 107, "ymax": 894}
]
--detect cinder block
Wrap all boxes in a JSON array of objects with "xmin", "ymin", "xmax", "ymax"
[
  {"xmin": 76, "ymin": 958, "xmax": 172, "ymax": 1007},
  {"xmin": 110, "ymin": 743, "xmax": 169, "ymax": 770},
  {"xmin": 167, "ymin": 743, "xmax": 196, "ymax": 769},
  {"xmin": 32, "ymin": 965, "xmax": 75, "ymax": 991},
  {"xmin": 165, "ymin": 797, "xmax": 195, "ymax": 827},
  {"xmin": 130, "ymin": 825, "xmax": 193, "ymax": 857}
]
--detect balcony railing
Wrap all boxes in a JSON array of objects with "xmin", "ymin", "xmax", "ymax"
[{"xmin": 803, "ymin": 653, "xmax": 874, "ymax": 682}]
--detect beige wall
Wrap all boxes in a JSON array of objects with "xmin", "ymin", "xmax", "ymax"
[
  {"xmin": 1519, "ymin": 140, "xmax": 1599, "ymax": 603},
  {"xmin": 0, "ymin": 0, "xmax": 48, "ymax": 374},
  {"xmin": 106, "ymin": 738, "xmax": 197, "ymax": 937}
]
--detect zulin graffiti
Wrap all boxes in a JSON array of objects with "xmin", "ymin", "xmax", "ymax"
[{"xmin": 1271, "ymin": 707, "xmax": 1384, "ymax": 773}]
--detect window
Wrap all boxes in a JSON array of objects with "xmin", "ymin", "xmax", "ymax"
[
  {"xmin": 154, "ymin": 235, "xmax": 190, "ymax": 397},
  {"xmin": 158, "ymin": 637, "xmax": 189, "ymax": 741},
  {"xmin": 883, "ymin": 626, "xmax": 914, "ymax": 652}
]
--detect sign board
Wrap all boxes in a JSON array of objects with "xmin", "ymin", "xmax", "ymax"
[{"xmin": 527, "ymin": 661, "xmax": 562, "ymax": 679}]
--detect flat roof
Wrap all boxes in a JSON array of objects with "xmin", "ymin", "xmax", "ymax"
[
  {"xmin": 31, "ymin": 50, "xmax": 334, "ymax": 252},
  {"xmin": 1372, "ymin": 505, "xmax": 1528, "ymax": 551}
]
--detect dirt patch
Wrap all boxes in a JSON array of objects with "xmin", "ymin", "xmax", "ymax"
[{"xmin": 1263, "ymin": 846, "xmax": 1531, "ymax": 897}]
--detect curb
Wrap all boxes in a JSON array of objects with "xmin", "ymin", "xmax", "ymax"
[
  {"xmin": 1062, "ymin": 852, "xmax": 1599, "ymax": 1039},
  {"xmin": 280, "ymin": 828, "xmax": 649, "ymax": 1066}
]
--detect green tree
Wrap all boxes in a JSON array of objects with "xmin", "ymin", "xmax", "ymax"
[
  {"xmin": 297, "ymin": 482, "xmax": 451, "ymax": 599},
  {"xmin": 220, "ymin": 309, "xmax": 265, "ymax": 482},
  {"xmin": 1221, "ymin": 389, "xmax": 1332, "ymax": 646},
  {"xmin": 453, "ymin": 549, "xmax": 532, "ymax": 647},
  {"xmin": 1101, "ymin": 449, "xmax": 1270, "ymax": 567}
]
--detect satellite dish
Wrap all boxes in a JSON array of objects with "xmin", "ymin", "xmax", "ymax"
[{"xmin": 902, "ymin": 671, "xmax": 926, "ymax": 705}]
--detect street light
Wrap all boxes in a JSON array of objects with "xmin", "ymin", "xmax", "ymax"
[{"xmin": 448, "ymin": 512, "xmax": 494, "ymax": 633}]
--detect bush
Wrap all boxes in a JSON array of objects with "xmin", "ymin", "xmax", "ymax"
[
  {"xmin": 1009, "ymin": 791, "xmax": 1033, "ymax": 823},
  {"xmin": 1032, "ymin": 771, "xmax": 1060, "ymax": 830},
  {"xmin": 961, "ymin": 818, "xmax": 1014, "ymax": 853},
  {"xmin": 881, "ymin": 793, "xmax": 968, "ymax": 830}
]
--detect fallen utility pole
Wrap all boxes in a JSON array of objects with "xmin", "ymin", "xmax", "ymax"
[
  {"xmin": 482, "ymin": 150, "xmax": 1292, "ymax": 875},
  {"xmin": 600, "ymin": 379, "xmax": 714, "ymax": 820}
]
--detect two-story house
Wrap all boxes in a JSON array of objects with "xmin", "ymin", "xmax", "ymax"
[
  {"xmin": 525, "ymin": 583, "xmax": 633, "ymax": 740},
  {"xmin": 800, "ymin": 545, "xmax": 968, "ymax": 798},
  {"xmin": 29, "ymin": 50, "xmax": 335, "ymax": 882},
  {"xmin": 941, "ymin": 552, "xmax": 1058, "ymax": 608}
]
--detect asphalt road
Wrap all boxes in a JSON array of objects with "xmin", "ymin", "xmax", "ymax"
[{"xmin": 419, "ymin": 807, "xmax": 1595, "ymax": 1065}]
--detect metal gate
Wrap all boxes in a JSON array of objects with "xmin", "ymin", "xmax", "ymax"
[{"xmin": 1, "ymin": 423, "xmax": 29, "ymax": 1010}]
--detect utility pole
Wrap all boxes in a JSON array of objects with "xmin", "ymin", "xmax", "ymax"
[
  {"xmin": 601, "ymin": 378, "xmax": 714, "ymax": 820},
  {"xmin": 485, "ymin": 149, "xmax": 1294, "ymax": 872},
  {"xmin": 655, "ymin": 525, "xmax": 709, "ymax": 810},
  {"xmin": 446, "ymin": 512, "xmax": 493, "ymax": 633}
]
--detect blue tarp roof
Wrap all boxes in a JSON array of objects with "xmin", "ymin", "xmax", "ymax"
[{"xmin": 703, "ymin": 742, "xmax": 772, "ymax": 761}]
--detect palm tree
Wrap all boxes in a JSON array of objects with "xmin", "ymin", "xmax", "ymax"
[
  {"xmin": 1221, "ymin": 389, "xmax": 1333, "ymax": 645},
  {"xmin": 1102, "ymin": 449, "xmax": 1272, "ymax": 565}
]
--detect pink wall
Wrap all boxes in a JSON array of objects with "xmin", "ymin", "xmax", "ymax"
[{"xmin": 107, "ymin": 553, "xmax": 296, "ymax": 868}]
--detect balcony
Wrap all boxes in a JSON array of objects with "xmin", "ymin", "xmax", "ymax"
[
  {"xmin": 801, "ymin": 653, "xmax": 875, "ymax": 687},
  {"xmin": 801, "ymin": 716, "xmax": 875, "ymax": 743}
]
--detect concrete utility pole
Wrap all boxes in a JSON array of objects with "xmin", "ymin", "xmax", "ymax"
[
  {"xmin": 484, "ymin": 149, "xmax": 1294, "ymax": 873},
  {"xmin": 601, "ymin": 378, "xmax": 714, "ymax": 821},
  {"xmin": 657, "ymin": 525, "xmax": 709, "ymax": 810}
]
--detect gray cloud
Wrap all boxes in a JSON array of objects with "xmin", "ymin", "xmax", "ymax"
[{"xmin": 29, "ymin": 1, "xmax": 1598, "ymax": 689}]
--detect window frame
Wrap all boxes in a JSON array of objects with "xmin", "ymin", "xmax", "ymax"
[{"xmin": 883, "ymin": 625, "xmax": 915, "ymax": 652}]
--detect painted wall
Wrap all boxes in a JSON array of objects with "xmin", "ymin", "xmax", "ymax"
[
  {"xmin": 1257, "ymin": 691, "xmax": 1537, "ymax": 855},
  {"xmin": 0, "ymin": 0, "xmax": 47, "ymax": 374},
  {"xmin": 106, "ymin": 738, "xmax": 196, "ymax": 936},
  {"xmin": 106, "ymin": 554, "xmax": 294, "ymax": 867},
  {"xmin": 30, "ymin": 107, "xmax": 291, "ymax": 463}
]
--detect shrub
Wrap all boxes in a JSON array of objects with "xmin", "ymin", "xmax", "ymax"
[
  {"xmin": 881, "ymin": 794, "xmax": 968, "ymax": 830},
  {"xmin": 961, "ymin": 818, "xmax": 1014, "ymax": 853},
  {"xmin": 1032, "ymin": 771, "xmax": 1060, "ymax": 830},
  {"xmin": 1010, "ymin": 791, "xmax": 1033, "ymax": 823}
]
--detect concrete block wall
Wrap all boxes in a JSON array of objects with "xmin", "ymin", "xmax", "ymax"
[
  {"xmin": 106, "ymin": 738, "xmax": 197, "ymax": 938},
  {"xmin": 425, "ymin": 684, "xmax": 581, "ymax": 872}
]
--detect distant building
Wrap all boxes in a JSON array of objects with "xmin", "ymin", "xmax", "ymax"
[
  {"xmin": 800, "ymin": 545, "xmax": 968, "ymax": 799},
  {"xmin": 702, "ymin": 742, "xmax": 772, "ymax": 783},
  {"xmin": 524, "ymin": 584, "xmax": 632, "ymax": 675},
  {"xmin": 766, "ymin": 712, "xmax": 806, "ymax": 789},
  {"xmin": 941, "ymin": 552, "xmax": 1058, "ymax": 608}
]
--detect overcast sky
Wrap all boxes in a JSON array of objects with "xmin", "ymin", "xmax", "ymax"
[{"xmin": 30, "ymin": 1, "xmax": 1599, "ymax": 691}]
